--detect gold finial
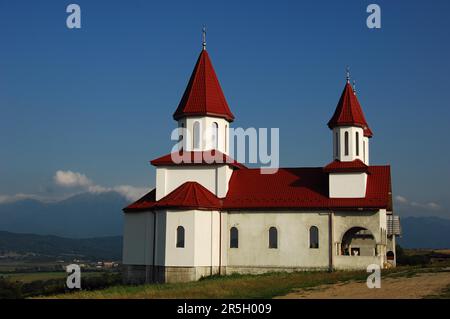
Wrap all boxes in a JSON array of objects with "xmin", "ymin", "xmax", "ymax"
[{"xmin": 202, "ymin": 25, "xmax": 207, "ymax": 50}]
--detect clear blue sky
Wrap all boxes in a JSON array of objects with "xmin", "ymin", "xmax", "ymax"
[{"xmin": 0, "ymin": 0, "xmax": 449, "ymax": 217}]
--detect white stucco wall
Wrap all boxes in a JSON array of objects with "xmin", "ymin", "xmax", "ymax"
[
  {"xmin": 122, "ymin": 211, "xmax": 165, "ymax": 266},
  {"xmin": 329, "ymin": 172, "xmax": 367, "ymax": 198},
  {"xmin": 333, "ymin": 210, "xmax": 382, "ymax": 244},
  {"xmin": 334, "ymin": 256, "xmax": 382, "ymax": 270},
  {"xmin": 123, "ymin": 212, "xmax": 151, "ymax": 265},
  {"xmin": 226, "ymin": 211, "xmax": 331, "ymax": 269},
  {"xmin": 163, "ymin": 209, "xmax": 222, "ymax": 267},
  {"xmin": 163, "ymin": 210, "xmax": 196, "ymax": 266},
  {"xmin": 123, "ymin": 209, "xmax": 387, "ymax": 271},
  {"xmin": 156, "ymin": 165, "xmax": 233, "ymax": 200}
]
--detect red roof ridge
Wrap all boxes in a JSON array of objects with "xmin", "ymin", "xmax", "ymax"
[
  {"xmin": 124, "ymin": 182, "xmax": 221, "ymax": 212},
  {"xmin": 323, "ymin": 159, "xmax": 368, "ymax": 173},
  {"xmin": 173, "ymin": 50, "xmax": 235, "ymax": 122},
  {"xmin": 158, "ymin": 181, "xmax": 221, "ymax": 209},
  {"xmin": 328, "ymin": 82, "xmax": 373, "ymax": 137}
]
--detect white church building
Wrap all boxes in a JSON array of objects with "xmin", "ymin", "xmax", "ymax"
[{"xmin": 122, "ymin": 39, "xmax": 400, "ymax": 284}]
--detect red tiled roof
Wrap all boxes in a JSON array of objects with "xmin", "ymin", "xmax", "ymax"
[
  {"xmin": 124, "ymin": 165, "xmax": 391, "ymax": 212},
  {"xmin": 150, "ymin": 150, "xmax": 246, "ymax": 170},
  {"xmin": 223, "ymin": 166, "xmax": 389, "ymax": 210},
  {"xmin": 323, "ymin": 159, "xmax": 368, "ymax": 173},
  {"xmin": 173, "ymin": 50, "xmax": 235, "ymax": 122},
  {"xmin": 328, "ymin": 82, "xmax": 373, "ymax": 137},
  {"xmin": 124, "ymin": 182, "xmax": 222, "ymax": 212}
]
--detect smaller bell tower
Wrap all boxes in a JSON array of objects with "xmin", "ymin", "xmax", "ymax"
[
  {"xmin": 328, "ymin": 68, "xmax": 373, "ymax": 165},
  {"xmin": 326, "ymin": 68, "xmax": 373, "ymax": 198}
]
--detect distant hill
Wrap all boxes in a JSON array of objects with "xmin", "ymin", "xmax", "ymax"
[
  {"xmin": 0, "ymin": 231, "xmax": 122, "ymax": 260},
  {"xmin": 397, "ymin": 216, "xmax": 450, "ymax": 249},
  {"xmin": 0, "ymin": 192, "xmax": 127, "ymax": 238}
]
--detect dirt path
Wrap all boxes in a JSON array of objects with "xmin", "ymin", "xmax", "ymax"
[{"xmin": 278, "ymin": 271, "xmax": 450, "ymax": 299}]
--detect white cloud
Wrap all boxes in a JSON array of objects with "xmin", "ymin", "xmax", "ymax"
[
  {"xmin": 54, "ymin": 170, "xmax": 93, "ymax": 188},
  {"xmin": 426, "ymin": 202, "xmax": 441, "ymax": 210},
  {"xmin": 54, "ymin": 170, "xmax": 147, "ymax": 201},
  {"xmin": 111, "ymin": 185, "xmax": 147, "ymax": 201},
  {"xmin": 395, "ymin": 195, "xmax": 408, "ymax": 203},
  {"xmin": 87, "ymin": 184, "xmax": 147, "ymax": 201},
  {"xmin": 395, "ymin": 195, "xmax": 442, "ymax": 211}
]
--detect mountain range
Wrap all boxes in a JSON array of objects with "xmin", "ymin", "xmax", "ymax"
[
  {"xmin": 0, "ymin": 192, "xmax": 127, "ymax": 238},
  {"xmin": 0, "ymin": 192, "xmax": 449, "ymax": 249},
  {"xmin": 396, "ymin": 216, "xmax": 450, "ymax": 249},
  {"xmin": 0, "ymin": 231, "xmax": 122, "ymax": 260}
]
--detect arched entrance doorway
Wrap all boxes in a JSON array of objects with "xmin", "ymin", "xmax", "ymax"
[
  {"xmin": 341, "ymin": 227, "xmax": 376, "ymax": 256},
  {"xmin": 387, "ymin": 251, "xmax": 395, "ymax": 260}
]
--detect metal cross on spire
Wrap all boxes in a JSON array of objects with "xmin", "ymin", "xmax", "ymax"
[
  {"xmin": 346, "ymin": 66, "xmax": 350, "ymax": 83},
  {"xmin": 202, "ymin": 25, "xmax": 207, "ymax": 50}
]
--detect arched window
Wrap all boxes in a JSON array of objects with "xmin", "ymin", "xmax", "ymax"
[
  {"xmin": 176, "ymin": 226, "xmax": 185, "ymax": 248},
  {"xmin": 355, "ymin": 132, "xmax": 360, "ymax": 156},
  {"xmin": 344, "ymin": 131, "xmax": 349, "ymax": 156},
  {"xmin": 193, "ymin": 121, "xmax": 200, "ymax": 149},
  {"xmin": 212, "ymin": 122, "xmax": 219, "ymax": 149},
  {"xmin": 310, "ymin": 226, "xmax": 319, "ymax": 249},
  {"xmin": 335, "ymin": 132, "xmax": 339, "ymax": 157},
  {"xmin": 230, "ymin": 227, "xmax": 238, "ymax": 248},
  {"xmin": 269, "ymin": 227, "xmax": 278, "ymax": 249}
]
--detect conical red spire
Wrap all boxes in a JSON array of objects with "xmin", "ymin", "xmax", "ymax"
[
  {"xmin": 173, "ymin": 50, "xmax": 234, "ymax": 122},
  {"xmin": 327, "ymin": 82, "xmax": 373, "ymax": 137}
]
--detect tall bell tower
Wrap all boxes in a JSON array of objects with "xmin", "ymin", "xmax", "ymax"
[{"xmin": 173, "ymin": 27, "xmax": 234, "ymax": 155}]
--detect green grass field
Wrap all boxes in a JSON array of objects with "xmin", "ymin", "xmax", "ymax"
[
  {"xmin": 1, "ymin": 271, "xmax": 105, "ymax": 283},
  {"xmin": 1, "ymin": 272, "xmax": 67, "ymax": 283},
  {"xmin": 46, "ymin": 266, "xmax": 436, "ymax": 299},
  {"xmin": 45, "ymin": 271, "xmax": 366, "ymax": 299}
]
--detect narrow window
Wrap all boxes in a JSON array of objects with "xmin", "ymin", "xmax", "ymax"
[
  {"xmin": 335, "ymin": 132, "xmax": 339, "ymax": 157},
  {"xmin": 363, "ymin": 141, "xmax": 366, "ymax": 162},
  {"xmin": 193, "ymin": 121, "xmax": 200, "ymax": 149},
  {"xmin": 225, "ymin": 125, "xmax": 228, "ymax": 152},
  {"xmin": 176, "ymin": 226, "xmax": 185, "ymax": 248},
  {"xmin": 355, "ymin": 132, "xmax": 360, "ymax": 156},
  {"xmin": 269, "ymin": 227, "xmax": 278, "ymax": 249},
  {"xmin": 212, "ymin": 122, "xmax": 219, "ymax": 149},
  {"xmin": 310, "ymin": 226, "xmax": 319, "ymax": 249},
  {"xmin": 230, "ymin": 227, "xmax": 238, "ymax": 248},
  {"xmin": 344, "ymin": 131, "xmax": 349, "ymax": 156},
  {"xmin": 179, "ymin": 123, "xmax": 184, "ymax": 148}
]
